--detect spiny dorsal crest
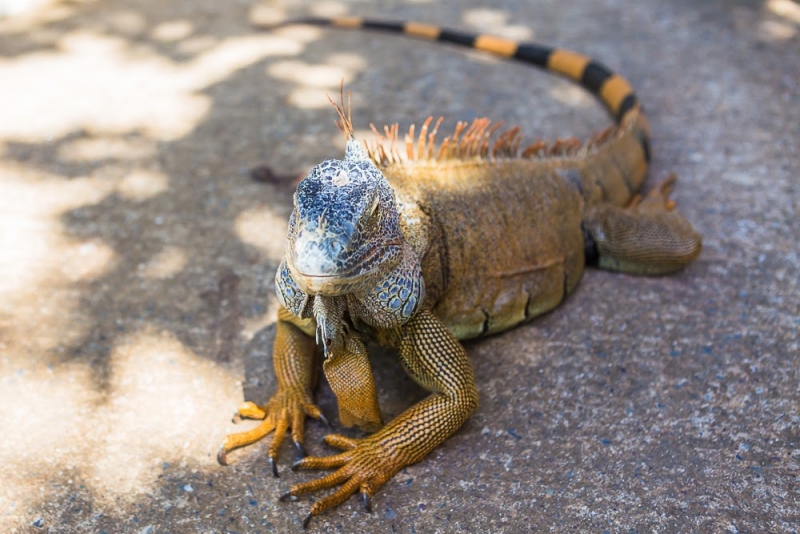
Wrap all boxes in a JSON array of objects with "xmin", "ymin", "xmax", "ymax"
[
  {"xmin": 363, "ymin": 116, "xmax": 624, "ymax": 167},
  {"xmin": 329, "ymin": 84, "xmax": 628, "ymax": 167}
]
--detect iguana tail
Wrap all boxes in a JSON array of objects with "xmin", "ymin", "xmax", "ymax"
[{"xmin": 264, "ymin": 16, "xmax": 653, "ymax": 205}]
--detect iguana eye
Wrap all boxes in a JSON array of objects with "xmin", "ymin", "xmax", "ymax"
[{"xmin": 365, "ymin": 195, "xmax": 379, "ymax": 221}]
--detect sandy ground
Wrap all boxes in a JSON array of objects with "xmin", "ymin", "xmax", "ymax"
[{"xmin": 0, "ymin": 0, "xmax": 797, "ymax": 532}]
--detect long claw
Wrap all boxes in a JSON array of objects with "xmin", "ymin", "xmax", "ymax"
[
  {"xmin": 279, "ymin": 490, "xmax": 297, "ymax": 502},
  {"xmin": 360, "ymin": 490, "xmax": 372, "ymax": 513},
  {"xmin": 217, "ymin": 444, "xmax": 229, "ymax": 466},
  {"xmin": 231, "ymin": 412, "xmax": 242, "ymax": 424},
  {"xmin": 318, "ymin": 412, "xmax": 332, "ymax": 429},
  {"xmin": 293, "ymin": 440, "xmax": 307, "ymax": 462},
  {"xmin": 269, "ymin": 457, "xmax": 280, "ymax": 478},
  {"xmin": 302, "ymin": 512, "xmax": 313, "ymax": 529}
]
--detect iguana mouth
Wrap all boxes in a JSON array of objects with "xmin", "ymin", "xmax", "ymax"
[
  {"xmin": 288, "ymin": 241, "xmax": 403, "ymax": 295},
  {"xmin": 292, "ymin": 269, "xmax": 378, "ymax": 296}
]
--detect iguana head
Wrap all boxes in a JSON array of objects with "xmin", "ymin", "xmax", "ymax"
[{"xmin": 284, "ymin": 140, "xmax": 403, "ymax": 297}]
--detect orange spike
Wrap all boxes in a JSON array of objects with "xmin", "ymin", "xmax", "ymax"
[
  {"xmin": 470, "ymin": 119, "xmax": 491, "ymax": 158},
  {"xmin": 406, "ymin": 124, "xmax": 416, "ymax": 160},
  {"xmin": 460, "ymin": 119, "xmax": 479, "ymax": 157},
  {"xmin": 369, "ymin": 123, "xmax": 382, "ymax": 138},
  {"xmin": 451, "ymin": 121, "xmax": 467, "ymax": 157},
  {"xmin": 483, "ymin": 121, "xmax": 504, "ymax": 158},
  {"xmin": 510, "ymin": 128, "xmax": 523, "ymax": 156},
  {"xmin": 521, "ymin": 139, "xmax": 545, "ymax": 158},
  {"xmin": 327, "ymin": 82, "xmax": 355, "ymax": 140},
  {"xmin": 437, "ymin": 137, "xmax": 451, "ymax": 160},
  {"xmin": 428, "ymin": 117, "xmax": 443, "ymax": 159},
  {"xmin": 418, "ymin": 117, "xmax": 432, "ymax": 160}
]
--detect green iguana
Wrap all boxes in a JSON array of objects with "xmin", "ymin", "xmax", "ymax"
[{"xmin": 218, "ymin": 17, "xmax": 702, "ymax": 528}]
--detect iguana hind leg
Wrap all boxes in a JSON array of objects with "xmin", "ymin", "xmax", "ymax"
[
  {"xmin": 583, "ymin": 173, "xmax": 702, "ymax": 275},
  {"xmin": 283, "ymin": 309, "xmax": 479, "ymax": 526},
  {"xmin": 218, "ymin": 308, "xmax": 324, "ymax": 475}
]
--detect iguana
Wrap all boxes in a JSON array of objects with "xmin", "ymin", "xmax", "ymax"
[{"xmin": 218, "ymin": 17, "xmax": 702, "ymax": 527}]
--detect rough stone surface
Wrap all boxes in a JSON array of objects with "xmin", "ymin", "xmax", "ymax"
[{"xmin": 0, "ymin": 0, "xmax": 797, "ymax": 532}]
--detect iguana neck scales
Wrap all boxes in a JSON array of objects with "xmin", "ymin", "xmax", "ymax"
[{"xmin": 220, "ymin": 17, "xmax": 702, "ymax": 528}]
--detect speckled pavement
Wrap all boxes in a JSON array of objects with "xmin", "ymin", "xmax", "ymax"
[{"xmin": 0, "ymin": 1, "xmax": 797, "ymax": 532}]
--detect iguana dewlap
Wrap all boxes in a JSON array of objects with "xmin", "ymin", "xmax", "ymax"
[{"xmin": 218, "ymin": 17, "xmax": 702, "ymax": 528}]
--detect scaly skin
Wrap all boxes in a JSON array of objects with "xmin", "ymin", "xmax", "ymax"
[{"xmin": 219, "ymin": 17, "xmax": 703, "ymax": 527}]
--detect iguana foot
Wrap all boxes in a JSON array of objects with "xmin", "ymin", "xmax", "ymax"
[
  {"xmin": 217, "ymin": 390, "xmax": 324, "ymax": 475},
  {"xmin": 628, "ymin": 172, "xmax": 678, "ymax": 211},
  {"xmin": 280, "ymin": 433, "xmax": 404, "ymax": 526}
]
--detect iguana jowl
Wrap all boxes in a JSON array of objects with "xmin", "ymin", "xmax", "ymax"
[{"xmin": 219, "ymin": 17, "xmax": 702, "ymax": 527}]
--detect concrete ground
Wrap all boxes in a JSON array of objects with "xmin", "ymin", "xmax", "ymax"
[{"xmin": 0, "ymin": 0, "xmax": 797, "ymax": 532}]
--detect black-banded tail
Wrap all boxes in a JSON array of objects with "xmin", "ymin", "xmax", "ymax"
[{"xmin": 263, "ymin": 17, "xmax": 649, "ymax": 147}]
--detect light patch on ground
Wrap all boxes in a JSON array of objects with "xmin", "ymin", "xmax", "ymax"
[
  {"xmin": 138, "ymin": 245, "xmax": 188, "ymax": 279},
  {"xmin": 85, "ymin": 329, "xmax": 241, "ymax": 504},
  {"xmin": 0, "ymin": 29, "xmax": 303, "ymax": 142},
  {"xmin": 0, "ymin": 329, "xmax": 242, "ymax": 517},
  {"xmin": 117, "ymin": 169, "xmax": 169, "ymax": 200},
  {"xmin": 269, "ymin": 24, "xmax": 324, "ymax": 44},
  {"xmin": 266, "ymin": 51, "xmax": 367, "ymax": 109},
  {"xmin": 0, "ymin": 164, "xmax": 116, "ymax": 306},
  {"xmin": 767, "ymin": 0, "xmax": 800, "ymax": 24},
  {"xmin": 234, "ymin": 206, "xmax": 289, "ymax": 261},
  {"xmin": 106, "ymin": 8, "xmax": 146, "ymax": 35},
  {"xmin": 59, "ymin": 239, "xmax": 116, "ymax": 282},
  {"xmin": 0, "ymin": 0, "xmax": 52, "ymax": 17},
  {"xmin": 0, "ymin": 0, "xmax": 73, "ymax": 26},
  {"xmin": 549, "ymin": 81, "xmax": 594, "ymax": 108},
  {"xmin": 463, "ymin": 7, "xmax": 533, "ymax": 40},
  {"xmin": 150, "ymin": 19, "xmax": 193, "ymax": 42},
  {"xmin": 286, "ymin": 87, "xmax": 341, "ymax": 109},
  {"xmin": 0, "ymin": 356, "xmax": 101, "ymax": 525},
  {"xmin": 308, "ymin": 1, "xmax": 350, "ymax": 18},
  {"xmin": 240, "ymin": 297, "xmax": 280, "ymax": 341},
  {"xmin": 757, "ymin": 18, "xmax": 797, "ymax": 40},
  {"xmin": 269, "ymin": 58, "xmax": 361, "ymax": 108},
  {"xmin": 248, "ymin": 3, "xmax": 287, "ymax": 26},
  {"xmin": 176, "ymin": 35, "xmax": 217, "ymax": 55},
  {"xmin": 268, "ymin": 59, "xmax": 355, "ymax": 88},
  {"xmin": 327, "ymin": 52, "xmax": 368, "ymax": 72},
  {"xmin": 57, "ymin": 136, "xmax": 157, "ymax": 162}
]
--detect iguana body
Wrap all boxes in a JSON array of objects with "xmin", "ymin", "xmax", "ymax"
[{"xmin": 219, "ymin": 17, "xmax": 702, "ymax": 527}]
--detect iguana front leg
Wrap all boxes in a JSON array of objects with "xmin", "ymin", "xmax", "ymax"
[
  {"xmin": 218, "ymin": 307, "xmax": 324, "ymax": 475},
  {"xmin": 282, "ymin": 309, "xmax": 479, "ymax": 527}
]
